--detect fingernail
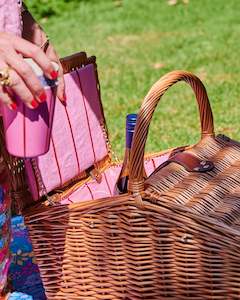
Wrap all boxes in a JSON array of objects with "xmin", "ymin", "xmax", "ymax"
[
  {"xmin": 10, "ymin": 102, "xmax": 17, "ymax": 111},
  {"xmin": 50, "ymin": 70, "xmax": 58, "ymax": 80},
  {"xmin": 63, "ymin": 92, "xmax": 67, "ymax": 102},
  {"xmin": 39, "ymin": 91, "xmax": 47, "ymax": 103},
  {"xmin": 30, "ymin": 99, "xmax": 39, "ymax": 109}
]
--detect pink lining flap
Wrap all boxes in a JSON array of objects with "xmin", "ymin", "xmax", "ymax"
[{"xmin": 25, "ymin": 64, "xmax": 108, "ymax": 200}]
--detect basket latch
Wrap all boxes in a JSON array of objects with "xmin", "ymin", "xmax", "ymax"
[
  {"xmin": 88, "ymin": 166, "xmax": 102, "ymax": 183},
  {"xmin": 169, "ymin": 152, "xmax": 214, "ymax": 172}
]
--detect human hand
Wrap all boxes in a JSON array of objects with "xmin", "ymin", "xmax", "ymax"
[
  {"xmin": 0, "ymin": 32, "xmax": 59, "ymax": 110},
  {"xmin": 41, "ymin": 39, "xmax": 65, "ymax": 102},
  {"xmin": 22, "ymin": 7, "xmax": 65, "ymax": 103}
]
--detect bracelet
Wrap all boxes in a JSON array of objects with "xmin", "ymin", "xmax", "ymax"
[
  {"xmin": 21, "ymin": 2, "xmax": 50, "ymax": 53},
  {"xmin": 40, "ymin": 38, "xmax": 50, "ymax": 52}
]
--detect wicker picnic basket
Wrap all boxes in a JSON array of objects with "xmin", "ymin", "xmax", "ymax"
[{"xmin": 2, "ymin": 52, "xmax": 240, "ymax": 299}]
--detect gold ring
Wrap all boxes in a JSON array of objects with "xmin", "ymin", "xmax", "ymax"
[{"xmin": 0, "ymin": 67, "xmax": 11, "ymax": 87}]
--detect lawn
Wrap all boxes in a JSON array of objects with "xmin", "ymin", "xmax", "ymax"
[{"xmin": 38, "ymin": 0, "xmax": 240, "ymax": 158}]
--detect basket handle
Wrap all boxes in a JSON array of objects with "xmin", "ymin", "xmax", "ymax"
[{"xmin": 128, "ymin": 70, "xmax": 215, "ymax": 194}]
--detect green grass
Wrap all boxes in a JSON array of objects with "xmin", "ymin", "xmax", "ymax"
[{"xmin": 39, "ymin": 0, "xmax": 240, "ymax": 158}]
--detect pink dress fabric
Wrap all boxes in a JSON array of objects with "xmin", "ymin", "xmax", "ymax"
[{"xmin": 0, "ymin": 0, "xmax": 22, "ymax": 36}]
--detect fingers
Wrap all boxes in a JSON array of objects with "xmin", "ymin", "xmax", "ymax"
[
  {"xmin": 46, "ymin": 44, "xmax": 66, "ymax": 102},
  {"xmin": 0, "ymin": 60, "xmax": 17, "ymax": 110},
  {"xmin": 8, "ymin": 68, "xmax": 40, "ymax": 109},
  {"xmin": 8, "ymin": 33, "xmax": 58, "ymax": 80},
  {"xmin": 0, "ymin": 86, "xmax": 16, "ymax": 110},
  {"xmin": 5, "ymin": 49, "xmax": 47, "ymax": 103},
  {"xmin": 56, "ymin": 70, "xmax": 65, "ymax": 102},
  {"xmin": 0, "ymin": 57, "xmax": 40, "ymax": 109},
  {"xmin": 0, "ymin": 32, "xmax": 64, "ymax": 109}
]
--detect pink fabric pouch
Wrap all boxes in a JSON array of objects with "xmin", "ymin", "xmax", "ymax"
[{"xmin": 24, "ymin": 62, "xmax": 109, "ymax": 201}]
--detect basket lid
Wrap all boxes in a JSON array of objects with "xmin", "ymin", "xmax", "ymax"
[{"xmin": 1, "ymin": 52, "xmax": 111, "ymax": 210}]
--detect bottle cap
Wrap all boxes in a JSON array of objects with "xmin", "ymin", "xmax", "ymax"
[
  {"xmin": 126, "ymin": 113, "xmax": 137, "ymax": 132},
  {"xmin": 126, "ymin": 113, "xmax": 137, "ymax": 148}
]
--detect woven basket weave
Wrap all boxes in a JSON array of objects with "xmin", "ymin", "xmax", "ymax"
[
  {"xmin": 3, "ymin": 57, "xmax": 240, "ymax": 299},
  {"xmin": 25, "ymin": 71, "xmax": 240, "ymax": 299}
]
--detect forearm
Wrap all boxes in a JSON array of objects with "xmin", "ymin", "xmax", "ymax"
[
  {"xmin": 20, "ymin": 3, "xmax": 65, "ymax": 101},
  {"xmin": 21, "ymin": 3, "xmax": 49, "ymax": 50}
]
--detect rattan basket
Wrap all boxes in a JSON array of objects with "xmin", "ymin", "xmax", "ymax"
[{"xmin": 2, "ymin": 54, "xmax": 240, "ymax": 299}]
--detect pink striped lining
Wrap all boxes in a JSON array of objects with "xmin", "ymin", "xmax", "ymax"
[
  {"xmin": 60, "ymin": 153, "xmax": 170, "ymax": 204},
  {"xmin": 25, "ymin": 64, "xmax": 108, "ymax": 200}
]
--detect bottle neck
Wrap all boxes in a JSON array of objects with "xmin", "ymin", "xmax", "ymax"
[
  {"xmin": 125, "ymin": 113, "xmax": 137, "ymax": 149},
  {"xmin": 126, "ymin": 128, "xmax": 134, "ymax": 149}
]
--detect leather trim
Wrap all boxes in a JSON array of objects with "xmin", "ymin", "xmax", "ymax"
[{"xmin": 153, "ymin": 151, "xmax": 214, "ymax": 174}]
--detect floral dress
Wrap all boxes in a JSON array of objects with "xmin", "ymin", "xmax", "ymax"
[{"xmin": 0, "ymin": 2, "xmax": 33, "ymax": 299}]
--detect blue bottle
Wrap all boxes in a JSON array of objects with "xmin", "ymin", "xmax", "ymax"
[{"xmin": 116, "ymin": 114, "xmax": 138, "ymax": 194}]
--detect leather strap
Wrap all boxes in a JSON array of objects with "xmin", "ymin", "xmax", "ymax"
[{"xmin": 154, "ymin": 151, "xmax": 214, "ymax": 174}]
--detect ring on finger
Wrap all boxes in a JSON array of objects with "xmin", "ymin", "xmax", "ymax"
[{"xmin": 0, "ymin": 67, "xmax": 11, "ymax": 87}]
